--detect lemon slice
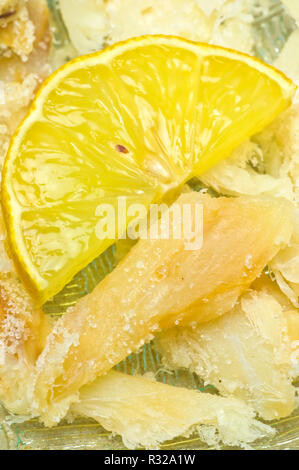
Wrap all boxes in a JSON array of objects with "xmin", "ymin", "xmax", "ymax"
[{"xmin": 2, "ymin": 36, "xmax": 296, "ymax": 303}]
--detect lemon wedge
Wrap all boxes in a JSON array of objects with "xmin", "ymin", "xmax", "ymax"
[{"xmin": 2, "ymin": 36, "xmax": 296, "ymax": 303}]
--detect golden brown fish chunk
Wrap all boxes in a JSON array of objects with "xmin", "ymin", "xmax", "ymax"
[
  {"xmin": 33, "ymin": 192, "xmax": 293, "ymax": 424},
  {"xmin": 0, "ymin": 0, "xmax": 51, "ymax": 168}
]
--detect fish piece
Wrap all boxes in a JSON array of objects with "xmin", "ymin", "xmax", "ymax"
[
  {"xmin": 158, "ymin": 290, "xmax": 296, "ymax": 420},
  {"xmin": 33, "ymin": 192, "xmax": 293, "ymax": 423},
  {"xmin": 72, "ymin": 370, "xmax": 274, "ymax": 449}
]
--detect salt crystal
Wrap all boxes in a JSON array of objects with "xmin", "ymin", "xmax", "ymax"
[{"xmin": 245, "ymin": 254, "xmax": 253, "ymax": 269}]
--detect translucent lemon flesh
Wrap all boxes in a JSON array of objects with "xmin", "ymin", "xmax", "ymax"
[{"xmin": 2, "ymin": 36, "xmax": 296, "ymax": 302}]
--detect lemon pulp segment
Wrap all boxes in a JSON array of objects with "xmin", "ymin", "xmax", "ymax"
[{"xmin": 2, "ymin": 36, "xmax": 296, "ymax": 302}]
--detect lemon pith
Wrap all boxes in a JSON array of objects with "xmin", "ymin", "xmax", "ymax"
[{"xmin": 2, "ymin": 35, "xmax": 296, "ymax": 303}]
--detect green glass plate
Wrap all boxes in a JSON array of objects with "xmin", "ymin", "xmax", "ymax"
[{"xmin": 0, "ymin": 0, "xmax": 298, "ymax": 450}]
